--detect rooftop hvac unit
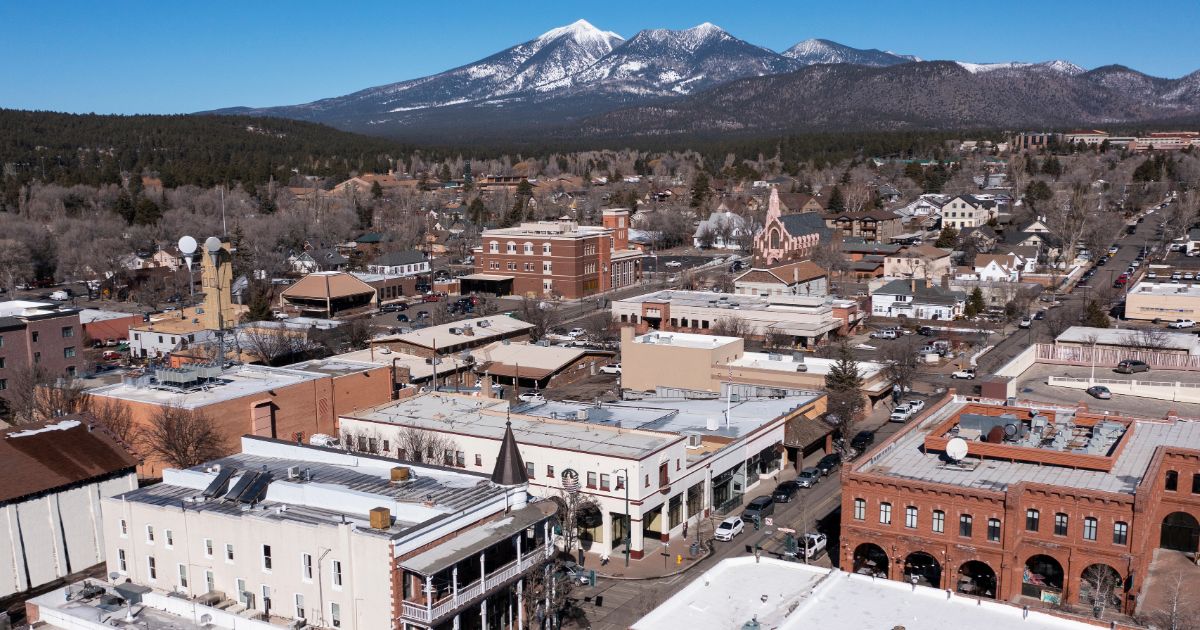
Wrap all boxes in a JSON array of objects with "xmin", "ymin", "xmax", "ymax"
[
  {"xmin": 706, "ymin": 416, "xmax": 719, "ymax": 431},
  {"xmin": 449, "ymin": 328, "xmax": 463, "ymax": 335},
  {"xmin": 686, "ymin": 433, "xmax": 703, "ymax": 448},
  {"xmin": 478, "ymin": 320, "xmax": 491, "ymax": 328},
  {"xmin": 576, "ymin": 409, "xmax": 589, "ymax": 421},
  {"xmin": 768, "ymin": 353, "xmax": 782, "ymax": 361},
  {"xmin": 287, "ymin": 466, "xmax": 300, "ymax": 480}
]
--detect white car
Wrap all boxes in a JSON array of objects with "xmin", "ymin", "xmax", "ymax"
[
  {"xmin": 905, "ymin": 399, "xmax": 926, "ymax": 413},
  {"xmin": 566, "ymin": 327, "xmax": 586, "ymax": 338},
  {"xmin": 1147, "ymin": 272, "xmax": 1158, "ymax": 279},
  {"xmin": 869, "ymin": 329, "xmax": 898, "ymax": 340},
  {"xmin": 888, "ymin": 407, "xmax": 912, "ymax": 423},
  {"xmin": 1018, "ymin": 317, "xmax": 1032, "ymax": 329},
  {"xmin": 665, "ymin": 260, "xmax": 683, "ymax": 268},
  {"xmin": 951, "ymin": 368, "xmax": 976, "ymax": 380},
  {"xmin": 599, "ymin": 363, "xmax": 622, "ymax": 375},
  {"xmin": 1169, "ymin": 319, "xmax": 1196, "ymax": 329},
  {"xmin": 518, "ymin": 392, "xmax": 546, "ymax": 403},
  {"xmin": 714, "ymin": 516, "xmax": 744, "ymax": 541},
  {"xmin": 1131, "ymin": 260, "xmax": 1141, "ymax": 268}
]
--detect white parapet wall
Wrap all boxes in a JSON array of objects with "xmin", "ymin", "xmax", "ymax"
[{"xmin": 1048, "ymin": 376, "xmax": 1200, "ymax": 404}]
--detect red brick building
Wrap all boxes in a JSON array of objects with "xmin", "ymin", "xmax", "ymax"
[
  {"xmin": 840, "ymin": 395, "xmax": 1200, "ymax": 617},
  {"xmin": 474, "ymin": 210, "xmax": 643, "ymax": 299},
  {"xmin": 0, "ymin": 301, "xmax": 84, "ymax": 413}
]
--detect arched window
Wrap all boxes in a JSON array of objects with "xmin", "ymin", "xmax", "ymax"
[{"xmin": 769, "ymin": 228, "xmax": 781, "ymax": 250}]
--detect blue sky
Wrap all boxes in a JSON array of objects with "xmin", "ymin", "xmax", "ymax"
[{"xmin": 3, "ymin": 0, "xmax": 1197, "ymax": 115}]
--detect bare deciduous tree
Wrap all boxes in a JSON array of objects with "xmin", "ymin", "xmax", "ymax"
[
  {"xmin": 0, "ymin": 238, "xmax": 34, "ymax": 295},
  {"xmin": 242, "ymin": 325, "xmax": 310, "ymax": 365},
  {"xmin": 80, "ymin": 396, "xmax": 137, "ymax": 446},
  {"xmin": 1123, "ymin": 327, "xmax": 1171, "ymax": 352},
  {"xmin": 710, "ymin": 316, "xmax": 749, "ymax": 337},
  {"xmin": 881, "ymin": 336, "xmax": 923, "ymax": 396},
  {"xmin": 390, "ymin": 426, "xmax": 460, "ymax": 465},
  {"xmin": 518, "ymin": 296, "xmax": 559, "ymax": 342},
  {"xmin": 1138, "ymin": 570, "xmax": 1200, "ymax": 630},
  {"xmin": 138, "ymin": 404, "xmax": 226, "ymax": 470}
]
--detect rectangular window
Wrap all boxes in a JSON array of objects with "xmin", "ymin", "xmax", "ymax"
[
  {"xmin": 546, "ymin": 465, "xmax": 555, "ymax": 478},
  {"xmin": 959, "ymin": 514, "xmax": 973, "ymax": 537},
  {"xmin": 237, "ymin": 579, "xmax": 248, "ymax": 606},
  {"xmin": 1083, "ymin": 517, "xmax": 1098, "ymax": 541},
  {"xmin": 1113, "ymin": 521, "xmax": 1129, "ymax": 545},
  {"xmin": 853, "ymin": 498, "xmax": 865, "ymax": 521},
  {"xmin": 302, "ymin": 554, "xmax": 313, "ymax": 580},
  {"xmin": 205, "ymin": 570, "xmax": 214, "ymax": 593},
  {"xmin": 933, "ymin": 510, "xmax": 945, "ymax": 533},
  {"xmin": 295, "ymin": 593, "xmax": 306, "ymax": 619},
  {"xmin": 332, "ymin": 560, "xmax": 343, "ymax": 587},
  {"xmin": 1026, "ymin": 509, "xmax": 1040, "ymax": 532},
  {"xmin": 1054, "ymin": 513, "xmax": 1068, "ymax": 536},
  {"xmin": 225, "ymin": 543, "xmax": 235, "ymax": 562},
  {"xmin": 987, "ymin": 518, "xmax": 1001, "ymax": 542},
  {"xmin": 600, "ymin": 474, "xmax": 611, "ymax": 491},
  {"xmin": 543, "ymin": 243, "xmax": 551, "ymax": 254},
  {"xmin": 120, "ymin": 519, "xmax": 128, "ymax": 537},
  {"xmin": 879, "ymin": 502, "xmax": 891, "ymax": 525},
  {"xmin": 204, "ymin": 538, "xmax": 213, "ymax": 558},
  {"xmin": 587, "ymin": 472, "xmax": 597, "ymax": 488},
  {"xmin": 331, "ymin": 602, "xmax": 342, "ymax": 627},
  {"xmin": 615, "ymin": 475, "xmax": 625, "ymax": 490},
  {"xmin": 262, "ymin": 545, "xmax": 273, "ymax": 571},
  {"xmin": 165, "ymin": 529, "xmax": 173, "ymax": 548},
  {"xmin": 475, "ymin": 454, "xmax": 482, "ymax": 466},
  {"xmin": 117, "ymin": 548, "xmax": 127, "ymax": 572},
  {"xmin": 455, "ymin": 451, "xmax": 465, "ymax": 467},
  {"xmin": 62, "ymin": 326, "xmax": 73, "ymax": 338},
  {"xmin": 147, "ymin": 556, "xmax": 157, "ymax": 580},
  {"xmin": 146, "ymin": 525, "xmax": 155, "ymax": 543},
  {"xmin": 905, "ymin": 506, "xmax": 917, "ymax": 529},
  {"xmin": 178, "ymin": 564, "xmax": 188, "ymax": 589},
  {"xmin": 526, "ymin": 462, "xmax": 535, "ymax": 478},
  {"xmin": 1193, "ymin": 473, "xmax": 1200, "ymax": 494},
  {"xmin": 31, "ymin": 331, "xmax": 38, "ymax": 343}
]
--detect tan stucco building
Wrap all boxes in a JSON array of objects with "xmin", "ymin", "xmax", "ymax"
[{"xmin": 1125, "ymin": 281, "xmax": 1200, "ymax": 321}]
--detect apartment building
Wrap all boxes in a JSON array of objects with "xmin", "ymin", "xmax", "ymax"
[
  {"xmin": 841, "ymin": 395, "xmax": 1200, "ymax": 616},
  {"xmin": 1125, "ymin": 281, "xmax": 1200, "ymax": 321},
  {"xmin": 339, "ymin": 391, "xmax": 825, "ymax": 559},
  {"xmin": 823, "ymin": 209, "xmax": 904, "ymax": 243},
  {"xmin": 474, "ymin": 210, "xmax": 642, "ymax": 299},
  {"xmin": 940, "ymin": 195, "xmax": 997, "ymax": 230},
  {"xmin": 94, "ymin": 435, "xmax": 553, "ymax": 630},
  {"xmin": 0, "ymin": 300, "xmax": 83, "ymax": 410}
]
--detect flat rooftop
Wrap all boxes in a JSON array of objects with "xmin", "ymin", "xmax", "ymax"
[
  {"xmin": 1129, "ymin": 280, "xmax": 1200, "ymax": 297},
  {"xmin": 617, "ymin": 290, "xmax": 833, "ymax": 313},
  {"xmin": 78, "ymin": 308, "xmax": 138, "ymax": 324},
  {"xmin": 333, "ymin": 347, "xmax": 465, "ymax": 381},
  {"xmin": 729, "ymin": 352, "xmax": 886, "ymax": 380},
  {"xmin": 373, "ymin": 315, "xmax": 533, "ymax": 351},
  {"xmin": 348, "ymin": 393, "xmax": 680, "ymax": 459},
  {"xmin": 1056, "ymin": 325, "xmax": 1200, "ymax": 351},
  {"xmin": 118, "ymin": 436, "xmax": 506, "ymax": 538},
  {"xmin": 0, "ymin": 300, "xmax": 71, "ymax": 318},
  {"xmin": 634, "ymin": 558, "xmax": 1091, "ymax": 630},
  {"xmin": 860, "ymin": 398, "xmax": 1200, "ymax": 494},
  {"xmin": 87, "ymin": 364, "xmax": 327, "ymax": 408},
  {"xmin": 632, "ymin": 330, "xmax": 742, "ymax": 349},
  {"xmin": 284, "ymin": 357, "xmax": 383, "ymax": 378}
]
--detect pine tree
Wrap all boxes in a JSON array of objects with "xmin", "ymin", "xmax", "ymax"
[
  {"xmin": 965, "ymin": 287, "xmax": 985, "ymax": 318},
  {"xmin": 826, "ymin": 186, "xmax": 845, "ymax": 212},
  {"xmin": 825, "ymin": 344, "xmax": 863, "ymax": 393},
  {"xmin": 1083, "ymin": 300, "xmax": 1110, "ymax": 328},
  {"xmin": 243, "ymin": 283, "xmax": 273, "ymax": 323},
  {"xmin": 439, "ymin": 163, "xmax": 452, "ymax": 182},
  {"xmin": 690, "ymin": 172, "xmax": 710, "ymax": 208},
  {"xmin": 370, "ymin": 180, "xmax": 383, "ymax": 199},
  {"xmin": 468, "ymin": 197, "xmax": 487, "ymax": 224},
  {"xmin": 824, "ymin": 343, "xmax": 865, "ymax": 448}
]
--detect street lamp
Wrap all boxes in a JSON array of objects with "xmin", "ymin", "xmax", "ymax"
[{"xmin": 614, "ymin": 467, "xmax": 631, "ymax": 567}]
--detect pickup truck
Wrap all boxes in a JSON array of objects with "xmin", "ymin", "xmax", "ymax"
[{"xmin": 951, "ymin": 368, "xmax": 977, "ymax": 380}]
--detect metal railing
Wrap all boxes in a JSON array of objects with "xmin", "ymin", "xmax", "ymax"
[{"xmin": 401, "ymin": 553, "xmax": 543, "ymax": 623}]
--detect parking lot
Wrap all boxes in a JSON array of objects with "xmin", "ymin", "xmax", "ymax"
[{"xmin": 1015, "ymin": 363, "xmax": 1200, "ymax": 417}]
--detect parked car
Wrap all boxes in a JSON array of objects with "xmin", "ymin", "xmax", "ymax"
[
  {"xmin": 888, "ymin": 407, "xmax": 912, "ymax": 423},
  {"xmin": 815, "ymin": 453, "xmax": 841, "ymax": 476},
  {"xmin": 795, "ymin": 467, "xmax": 822, "ymax": 488},
  {"xmin": 396, "ymin": 314, "xmax": 410, "ymax": 322},
  {"xmin": 771, "ymin": 481, "xmax": 800, "ymax": 503},
  {"xmin": 905, "ymin": 399, "xmax": 926, "ymax": 413},
  {"xmin": 1018, "ymin": 316, "xmax": 1033, "ymax": 329},
  {"xmin": 917, "ymin": 326, "xmax": 935, "ymax": 336},
  {"xmin": 1169, "ymin": 319, "xmax": 1196, "ymax": 329},
  {"xmin": 558, "ymin": 561, "xmax": 591, "ymax": 585},
  {"xmin": 1115, "ymin": 359, "xmax": 1150, "ymax": 374},
  {"xmin": 740, "ymin": 496, "xmax": 775, "ymax": 523},
  {"xmin": 665, "ymin": 260, "xmax": 683, "ymax": 268},
  {"xmin": 799, "ymin": 532, "xmax": 828, "ymax": 560},
  {"xmin": 714, "ymin": 516, "xmax": 745, "ymax": 541},
  {"xmin": 49, "ymin": 290, "xmax": 70, "ymax": 301},
  {"xmin": 599, "ymin": 363, "xmax": 621, "ymax": 375},
  {"xmin": 1087, "ymin": 385, "xmax": 1113, "ymax": 400},
  {"xmin": 101, "ymin": 350, "xmax": 123, "ymax": 361},
  {"xmin": 1034, "ymin": 310, "xmax": 1046, "ymax": 320},
  {"xmin": 951, "ymin": 368, "xmax": 977, "ymax": 379},
  {"xmin": 518, "ymin": 392, "xmax": 546, "ymax": 403},
  {"xmin": 850, "ymin": 430, "xmax": 875, "ymax": 452},
  {"xmin": 567, "ymin": 327, "xmax": 586, "ymax": 338},
  {"xmin": 869, "ymin": 329, "xmax": 898, "ymax": 340}
]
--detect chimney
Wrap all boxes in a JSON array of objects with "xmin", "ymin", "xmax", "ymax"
[
  {"xmin": 369, "ymin": 507, "xmax": 391, "ymax": 530},
  {"xmin": 390, "ymin": 466, "xmax": 411, "ymax": 482},
  {"xmin": 911, "ymin": 278, "xmax": 916, "ymax": 293},
  {"xmin": 479, "ymin": 374, "xmax": 494, "ymax": 399}
]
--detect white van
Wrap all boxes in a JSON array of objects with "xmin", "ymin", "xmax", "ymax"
[{"xmin": 49, "ymin": 290, "xmax": 70, "ymax": 301}]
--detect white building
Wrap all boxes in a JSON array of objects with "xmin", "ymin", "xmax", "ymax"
[
  {"xmin": 339, "ymin": 391, "xmax": 823, "ymax": 560},
  {"xmin": 99, "ymin": 435, "xmax": 555, "ymax": 630},
  {"xmin": 973, "ymin": 253, "xmax": 1022, "ymax": 282},
  {"xmin": 693, "ymin": 210, "xmax": 747, "ymax": 249},
  {"xmin": 939, "ymin": 194, "xmax": 997, "ymax": 230},
  {"xmin": 871, "ymin": 279, "xmax": 966, "ymax": 320},
  {"xmin": 366, "ymin": 250, "xmax": 431, "ymax": 276},
  {"xmin": 0, "ymin": 417, "xmax": 138, "ymax": 599},
  {"xmin": 633, "ymin": 557, "xmax": 1094, "ymax": 630}
]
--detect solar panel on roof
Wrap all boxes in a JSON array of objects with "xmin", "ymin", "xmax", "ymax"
[
  {"xmin": 202, "ymin": 467, "xmax": 236, "ymax": 498},
  {"xmin": 237, "ymin": 472, "xmax": 273, "ymax": 504},
  {"xmin": 224, "ymin": 472, "xmax": 258, "ymax": 501}
]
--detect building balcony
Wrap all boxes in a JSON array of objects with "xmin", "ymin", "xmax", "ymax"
[{"xmin": 401, "ymin": 549, "xmax": 548, "ymax": 624}]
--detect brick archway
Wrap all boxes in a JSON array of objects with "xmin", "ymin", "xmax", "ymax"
[{"xmin": 957, "ymin": 560, "xmax": 997, "ymax": 598}]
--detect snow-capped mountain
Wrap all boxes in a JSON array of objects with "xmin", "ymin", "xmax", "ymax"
[
  {"xmin": 560, "ymin": 23, "xmax": 798, "ymax": 96},
  {"xmin": 207, "ymin": 19, "xmax": 1200, "ymax": 142},
  {"xmin": 783, "ymin": 39, "xmax": 918, "ymax": 67}
]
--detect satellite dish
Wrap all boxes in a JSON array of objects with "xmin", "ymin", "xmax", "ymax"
[
  {"xmin": 177, "ymin": 235, "xmax": 197, "ymax": 255},
  {"xmin": 946, "ymin": 437, "xmax": 968, "ymax": 462},
  {"xmin": 204, "ymin": 236, "xmax": 223, "ymax": 254}
]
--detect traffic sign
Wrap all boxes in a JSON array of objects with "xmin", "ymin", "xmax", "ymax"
[{"xmin": 764, "ymin": 517, "xmax": 774, "ymax": 527}]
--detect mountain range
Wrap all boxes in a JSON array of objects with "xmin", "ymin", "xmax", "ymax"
[{"xmin": 211, "ymin": 20, "xmax": 1200, "ymax": 143}]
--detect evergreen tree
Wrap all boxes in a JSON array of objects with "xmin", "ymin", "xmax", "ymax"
[
  {"xmin": 824, "ymin": 343, "xmax": 865, "ymax": 448},
  {"xmin": 826, "ymin": 186, "xmax": 845, "ymax": 212},
  {"xmin": 690, "ymin": 171, "xmax": 710, "ymax": 208},
  {"xmin": 1083, "ymin": 300, "xmax": 1111, "ymax": 328},
  {"xmin": 132, "ymin": 197, "xmax": 160, "ymax": 225},
  {"xmin": 468, "ymin": 197, "xmax": 487, "ymax": 224},
  {"xmin": 965, "ymin": 287, "xmax": 986, "ymax": 317},
  {"xmin": 1041, "ymin": 156, "xmax": 1063, "ymax": 178},
  {"xmin": 933, "ymin": 225, "xmax": 959, "ymax": 249},
  {"xmin": 370, "ymin": 180, "xmax": 383, "ymax": 199},
  {"xmin": 439, "ymin": 163, "xmax": 452, "ymax": 182},
  {"xmin": 243, "ymin": 283, "xmax": 274, "ymax": 323}
]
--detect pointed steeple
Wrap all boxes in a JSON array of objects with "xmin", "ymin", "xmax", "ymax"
[
  {"xmin": 766, "ymin": 186, "xmax": 782, "ymax": 223},
  {"xmin": 491, "ymin": 415, "xmax": 528, "ymax": 487}
]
